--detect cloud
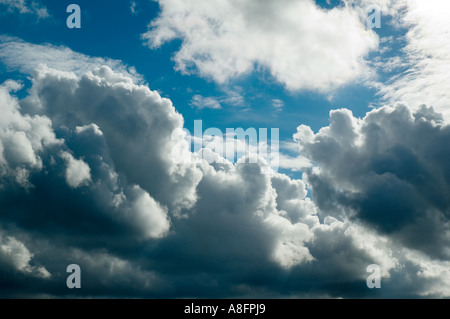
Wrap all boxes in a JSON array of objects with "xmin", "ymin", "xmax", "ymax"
[
  {"xmin": 371, "ymin": 0, "xmax": 450, "ymax": 120},
  {"xmin": 190, "ymin": 89, "xmax": 245, "ymax": 110},
  {"xmin": 190, "ymin": 94, "xmax": 222, "ymax": 110},
  {"xmin": 1, "ymin": 38, "xmax": 450, "ymax": 298},
  {"xmin": 142, "ymin": 0, "xmax": 378, "ymax": 91},
  {"xmin": 271, "ymin": 99, "xmax": 284, "ymax": 111},
  {"xmin": 130, "ymin": 0, "xmax": 137, "ymax": 15},
  {"xmin": 127, "ymin": 185, "xmax": 170, "ymax": 239},
  {"xmin": 0, "ymin": 50, "xmax": 175, "ymax": 243},
  {"xmin": 0, "ymin": 79, "xmax": 61, "ymax": 188},
  {"xmin": 0, "ymin": 230, "xmax": 50, "ymax": 279},
  {"xmin": 296, "ymin": 103, "xmax": 450, "ymax": 261},
  {"xmin": 277, "ymin": 153, "xmax": 312, "ymax": 172},
  {"xmin": 0, "ymin": 0, "xmax": 49, "ymax": 18},
  {"xmin": 0, "ymin": 36, "xmax": 142, "ymax": 82},
  {"xmin": 0, "ymin": 49, "xmax": 316, "ymax": 296}
]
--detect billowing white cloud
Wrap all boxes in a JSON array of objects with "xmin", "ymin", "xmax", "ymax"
[
  {"xmin": 60, "ymin": 151, "xmax": 91, "ymax": 188},
  {"xmin": 403, "ymin": 249, "xmax": 450, "ymax": 297},
  {"xmin": 1, "ymin": 43, "xmax": 322, "ymax": 293},
  {"xmin": 271, "ymin": 99, "xmax": 284, "ymax": 111},
  {"xmin": 190, "ymin": 94, "xmax": 222, "ymax": 110},
  {"xmin": 127, "ymin": 185, "xmax": 170, "ymax": 239},
  {"xmin": 296, "ymin": 103, "xmax": 450, "ymax": 262},
  {"xmin": 277, "ymin": 153, "xmax": 312, "ymax": 172},
  {"xmin": 266, "ymin": 213, "xmax": 314, "ymax": 269},
  {"xmin": 0, "ymin": 80, "xmax": 61, "ymax": 188},
  {"xmin": 143, "ymin": 0, "xmax": 379, "ymax": 91},
  {"xmin": 0, "ymin": 44, "xmax": 175, "ymax": 241}
]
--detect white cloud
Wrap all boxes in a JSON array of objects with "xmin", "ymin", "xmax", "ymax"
[
  {"xmin": 373, "ymin": 0, "xmax": 450, "ymax": 120},
  {"xmin": 1, "ymin": 38, "xmax": 450, "ymax": 297},
  {"xmin": 278, "ymin": 153, "xmax": 312, "ymax": 171},
  {"xmin": 128, "ymin": 185, "xmax": 170, "ymax": 239},
  {"xmin": 75, "ymin": 124, "xmax": 103, "ymax": 136},
  {"xmin": 0, "ymin": 236, "xmax": 32, "ymax": 271},
  {"xmin": 0, "ymin": 80, "xmax": 61, "ymax": 187},
  {"xmin": 0, "ymin": 41, "xmax": 178, "ymax": 240},
  {"xmin": 143, "ymin": 0, "xmax": 379, "ymax": 91},
  {"xmin": 277, "ymin": 139, "xmax": 312, "ymax": 171},
  {"xmin": 60, "ymin": 151, "xmax": 91, "ymax": 188},
  {"xmin": 0, "ymin": 232, "xmax": 51, "ymax": 278},
  {"xmin": 190, "ymin": 94, "xmax": 222, "ymax": 109},
  {"xmin": 296, "ymin": 103, "xmax": 450, "ymax": 263},
  {"xmin": 403, "ymin": 249, "xmax": 450, "ymax": 297},
  {"xmin": 0, "ymin": 0, "xmax": 49, "ymax": 18},
  {"xmin": 271, "ymin": 99, "xmax": 284, "ymax": 111},
  {"xmin": 221, "ymin": 88, "xmax": 245, "ymax": 107},
  {"xmin": 266, "ymin": 213, "xmax": 314, "ymax": 269},
  {"xmin": 130, "ymin": 0, "xmax": 137, "ymax": 15}
]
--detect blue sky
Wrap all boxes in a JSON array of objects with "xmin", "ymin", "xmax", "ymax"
[{"xmin": 1, "ymin": 0, "xmax": 450, "ymax": 298}]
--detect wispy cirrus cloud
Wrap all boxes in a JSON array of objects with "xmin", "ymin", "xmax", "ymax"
[
  {"xmin": 0, "ymin": 0, "xmax": 48, "ymax": 18},
  {"xmin": 0, "ymin": 36, "xmax": 142, "ymax": 82},
  {"xmin": 190, "ymin": 94, "xmax": 222, "ymax": 110},
  {"xmin": 370, "ymin": 0, "xmax": 450, "ymax": 120}
]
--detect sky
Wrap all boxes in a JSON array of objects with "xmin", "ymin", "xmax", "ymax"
[{"xmin": 0, "ymin": 0, "xmax": 450, "ymax": 298}]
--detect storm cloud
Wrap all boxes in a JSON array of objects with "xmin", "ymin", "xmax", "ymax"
[
  {"xmin": 0, "ymin": 37, "xmax": 449, "ymax": 298},
  {"xmin": 296, "ymin": 104, "xmax": 450, "ymax": 260}
]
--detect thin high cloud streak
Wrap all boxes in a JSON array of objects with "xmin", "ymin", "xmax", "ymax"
[
  {"xmin": 0, "ymin": 38, "xmax": 450, "ymax": 297},
  {"xmin": 0, "ymin": 0, "xmax": 48, "ymax": 18},
  {"xmin": 374, "ymin": 0, "xmax": 450, "ymax": 119}
]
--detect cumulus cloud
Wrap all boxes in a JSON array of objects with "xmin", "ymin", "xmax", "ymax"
[
  {"xmin": 1, "ymin": 38, "xmax": 450, "ymax": 298},
  {"xmin": 0, "ymin": 79, "xmax": 61, "ymax": 188},
  {"xmin": 60, "ymin": 151, "xmax": 91, "ymax": 188},
  {"xmin": 0, "ymin": 44, "xmax": 175, "ymax": 243},
  {"xmin": 0, "ymin": 36, "xmax": 142, "ymax": 82},
  {"xmin": 142, "ymin": 0, "xmax": 378, "ymax": 91},
  {"xmin": 189, "ymin": 89, "xmax": 245, "ymax": 110},
  {"xmin": 126, "ymin": 185, "xmax": 170, "ymax": 239},
  {"xmin": 0, "ymin": 230, "xmax": 50, "ymax": 279},
  {"xmin": 296, "ymin": 103, "xmax": 450, "ymax": 261},
  {"xmin": 0, "ymin": 42, "xmax": 317, "ymax": 296}
]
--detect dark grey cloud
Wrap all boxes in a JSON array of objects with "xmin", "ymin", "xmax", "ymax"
[{"xmin": 296, "ymin": 104, "xmax": 450, "ymax": 260}]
